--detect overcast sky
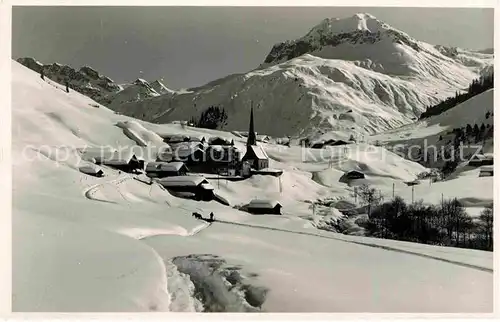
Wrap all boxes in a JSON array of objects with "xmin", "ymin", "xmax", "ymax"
[{"xmin": 12, "ymin": 6, "xmax": 494, "ymax": 89}]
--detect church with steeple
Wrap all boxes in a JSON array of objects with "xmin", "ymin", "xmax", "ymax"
[{"xmin": 242, "ymin": 107, "xmax": 270, "ymax": 170}]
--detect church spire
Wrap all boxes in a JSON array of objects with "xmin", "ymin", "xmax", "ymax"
[{"xmin": 247, "ymin": 106, "xmax": 257, "ymax": 146}]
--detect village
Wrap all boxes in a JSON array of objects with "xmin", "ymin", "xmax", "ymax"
[
  {"xmin": 76, "ymin": 101, "xmax": 495, "ymax": 220},
  {"xmin": 78, "ymin": 108, "xmax": 285, "ymax": 216}
]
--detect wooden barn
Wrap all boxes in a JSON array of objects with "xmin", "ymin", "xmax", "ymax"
[
  {"xmin": 145, "ymin": 161, "xmax": 188, "ymax": 178},
  {"xmin": 246, "ymin": 199, "xmax": 282, "ymax": 215},
  {"xmin": 159, "ymin": 176, "xmax": 214, "ymax": 201}
]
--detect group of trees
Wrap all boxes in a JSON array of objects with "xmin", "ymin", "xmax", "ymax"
[
  {"xmin": 419, "ymin": 72, "xmax": 494, "ymax": 120},
  {"xmin": 355, "ymin": 188, "xmax": 493, "ymax": 251},
  {"xmin": 442, "ymin": 121, "xmax": 494, "ymax": 147},
  {"xmin": 189, "ymin": 106, "xmax": 228, "ymax": 130}
]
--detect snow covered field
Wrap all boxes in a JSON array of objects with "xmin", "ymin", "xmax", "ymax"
[{"xmin": 12, "ymin": 61, "xmax": 493, "ymax": 312}]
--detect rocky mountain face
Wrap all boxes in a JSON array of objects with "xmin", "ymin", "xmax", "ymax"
[
  {"xmin": 16, "ymin": 57, "xmax": 122, "ymax": 105},
  {"xmin": 16, "ymin": 58, "xmax": 177, "ymax": 109}
]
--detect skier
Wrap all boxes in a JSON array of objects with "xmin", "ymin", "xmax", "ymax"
[{"xmin": 209, "ymin": 212, "xmax": 215, "ymax": 222}]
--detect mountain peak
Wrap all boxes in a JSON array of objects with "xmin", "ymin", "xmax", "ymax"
[
  {"xmin": 304, "ymin": 13, "xmax": 390, "ymax": 39},
  {"xmin": 150, "ymin": 79, "xmax": 175, "ymax": 95},
  {"xmin": 262, "ymin": 13, "xmax": 422, "ymax": 72}
]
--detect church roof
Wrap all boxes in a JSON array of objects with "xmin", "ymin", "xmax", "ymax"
[{"xmin": 247, "ymin": 145, "xmax": 269, "ymax": 160}]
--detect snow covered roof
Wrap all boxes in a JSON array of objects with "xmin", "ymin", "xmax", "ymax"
[
  {"xmin": 172, "ymin": 143, "xmax": 205, "ymax": 159},
  {"xmin": 145, "ymin": 161, "xmax": 186, "ymax": 172},
  {"xmin": 80, "ymin": 147, "xmax": 117, "ymax": 162},
  {"xmin": 102, "ymin": 151, "xmax": 141, "ymax": 165},
  {"xmin": 247, "ymin": 145, "xmax": 269, "ymax": 160},
  {"xmin": 480, "ymin": 166, "xmax": 493, "ymax": 172},
  {"xmin": 257, "ymin": 134, "xmax": 270, "ymax": 141},
  {"xmin": 200, "ymin": 183, "xmax": 215, "ymax": 190},
  {"xmin": 158, "ymin": 175, "xmax": 208, "ymax": 187},
  {"xmin": 247, "ymin": 199, "xmax": 281, "ymax": 209},
  {"xmin": 79, "ymin": 164, "xmax": 103, "ymax": 175}
]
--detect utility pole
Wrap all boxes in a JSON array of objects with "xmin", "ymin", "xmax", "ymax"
[
  {"xmin": 411, "ymin": 185, "xmax": 415, "ymax": 204},
  {"xmin": 354, "ymin": 186, "xmax": 357, "ymax": 204},
  {"xmin": 392, "ymin": 183, "xmax": 395, "ymax": 199}
]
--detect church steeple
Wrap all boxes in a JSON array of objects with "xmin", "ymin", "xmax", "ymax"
[{"xmin": 247, "ymin": 107, "xmax": 257, "ymax": 146}]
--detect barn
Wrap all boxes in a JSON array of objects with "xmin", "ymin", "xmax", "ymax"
[
  {"xmin": 159, "ymin": 175, "xmax": 214, "ymax": 201},
  {"xmin": 145, "ymin": 161, "xmax": 188, "ymax": 178},
  {"xmin": 246, "ymin": 199, "xmax": 282, "ymax": 215}
]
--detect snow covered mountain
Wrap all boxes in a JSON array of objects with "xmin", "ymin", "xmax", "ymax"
[
  {"xmin": 110, "ymin": 13, "xmax": 492, "ymax": 141},
  {"xmin": 106, "ymin": 78, "xmax": 162, "ymax": 109},
  {"xmin": 150, "ymin": 79, "xmax": 176, "ymax": 95},
  {"xmin": 16, "ymin": 57, "xmax": 123, "ymax": 104},
  {"xmin": 12, "ymin": 59, "xmax": 493, "ymax": 312}
]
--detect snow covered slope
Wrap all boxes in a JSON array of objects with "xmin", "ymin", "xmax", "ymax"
[
  {"xmin": 12, "ymin": 60, "xmax": 493, "ymax": 312},
  {"xmin": 111, "ymin": 14, "xmax": 491, "ymax": 141},
  {"xmin": 371, "ymin": 89, "xmax": 494, "ymax": 148}
]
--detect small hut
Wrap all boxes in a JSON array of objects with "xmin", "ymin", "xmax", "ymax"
[
  {"xmin": 246, "ymin": 199, "xmax": 282, "ymax": 215},
  {"xmin": 340, "ymin": 170, "xmax": 365, "ymax": 183},
  {"xmin": 346, "ymin": 170, "xmax": 365, "ymax": 180},
  {"xmin": 310, "ymin": 141, "xmax": 324, "ymax": 149},
  {"xmin": 479, "ymin": 166, "xmax": 493, "ymax": 177},
  {"xmin": 468, "ymin": 154, "xmax": 487, "ymax": 167},
  {"xmin": 79, "ymin": 164, "xmax": 104, "ymax": 177}
]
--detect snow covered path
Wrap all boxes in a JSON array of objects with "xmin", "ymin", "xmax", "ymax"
[{"xmin": 213, "ymin": 219, "xmax": 492, "ymax": 272}]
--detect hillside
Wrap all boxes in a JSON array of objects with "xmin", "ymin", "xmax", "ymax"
[
  {"xmin": 370, "ymin": 89, "xmax": 494, "ymax": 170},
  {"xmin": 12, "ymin": 60, "xmax": 493, "ymax": 312},
  {"xmin": 108, "ymin": 14, "xmax": 491, "ymax": 141}
]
